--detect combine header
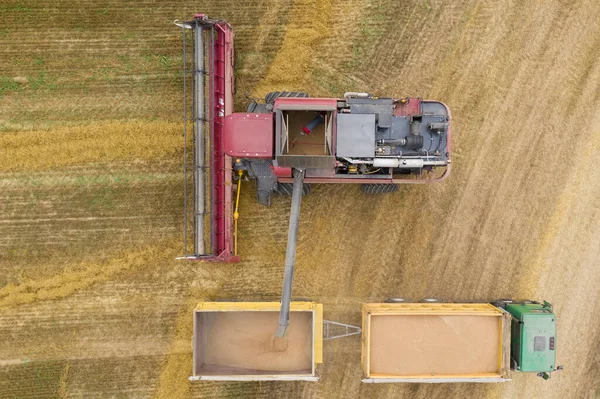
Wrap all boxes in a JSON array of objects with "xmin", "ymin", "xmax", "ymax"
[{"xmin": 176, "ymin": 14, "xmax": 237, "ymax": 262}]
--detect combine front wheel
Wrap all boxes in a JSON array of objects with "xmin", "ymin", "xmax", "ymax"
[
  {"xmin": 247, "ymin": 91, "xmax": 309, "ymax": 113},
  {"xmin": 361, "ymin": 184, "xmax": 399, "ymax": 194}
]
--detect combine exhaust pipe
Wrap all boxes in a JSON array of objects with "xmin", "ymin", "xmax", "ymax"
[{"xmin": 275, "ymin": 169, "xmax": 305, "ymax": 337}]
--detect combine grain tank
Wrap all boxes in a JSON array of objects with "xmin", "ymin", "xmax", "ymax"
[{"xmin": 190, "ymin": 301, "xmax": 360, "ymax": 381}]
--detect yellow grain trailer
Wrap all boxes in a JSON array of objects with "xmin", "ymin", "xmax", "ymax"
[
  {"xmin": 190, "ymin": 301, "xmax": 360, "ymax": 381},
  {"xmin": 361, "ymin": 302, "xmax": 511, "ymax": 383}
]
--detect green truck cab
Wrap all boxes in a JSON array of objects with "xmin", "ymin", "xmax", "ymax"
[{"xmin": 504, "ymin": 301, "xmax": 561, "ymax": 379}]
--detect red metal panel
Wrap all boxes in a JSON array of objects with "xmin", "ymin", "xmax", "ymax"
[
  {"xmin": 207, "ymin": 22, "xmax": 238, "ymax": 262},
  {"xmin": 394, "ymin": 97, "xmax": 421, "ymax": 116},
  {"xmin": 273, "ymin": 166, "xmax": 292, "ymax": 178},
  {"xmin": 224, "ymin": 113, "xmax": 273, "ymax": 158},
  {"xmin": 273, "ymin": 97, "xmax": 338, "ymax": 110}
]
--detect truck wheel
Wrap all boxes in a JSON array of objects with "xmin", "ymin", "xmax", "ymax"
[
  {"xmin": 492, "ymin": 299, "xmax": 513, "ymax": 309},
  {"xmin": 361, "ymin": 184, "xmax": 399, "ymax": 194},
  {"xmin": 384, "ymin": 298, "xmax": 409, "ymax": 303},
  {"xmin": 275, "ymin": 182, "xmax": 311, "ymax": 196}
]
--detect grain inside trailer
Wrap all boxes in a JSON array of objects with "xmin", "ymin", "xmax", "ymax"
[
  {"xmin": 361, "ymin": 303, "xmax": 511, "ymax": 383},
  {"xmin": 191, "ymin": 302, "xmax": 323, "ymax": 381}
]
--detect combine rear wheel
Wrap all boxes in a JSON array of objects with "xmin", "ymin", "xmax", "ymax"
[
  {"xmin": 361, "ymin": 184, "xmax": 399, "ymax": 194},
  {"xmin": 265, "ymin": 91, "xmax": 309, "ymax": 103}
]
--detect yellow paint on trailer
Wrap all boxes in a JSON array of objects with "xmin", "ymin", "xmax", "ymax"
[
  {"xmin": 193, "ymin": 301, "xmax": 324, "ymax": 379},
  {"xmin": 368, "ymin": 372, "xmax": 504, "ymax": 379},
  {"xmin": 196, "ymin": 301, "xmax": 320, "ymax": 312},
  {"xmin": 313, "ymin": 303, "xmax": 323, "ymax": 364}
]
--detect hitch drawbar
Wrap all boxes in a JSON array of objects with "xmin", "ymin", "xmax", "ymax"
[{"xmin": 275, "ymin": 169, "xmax": 306, "ymax": 337}]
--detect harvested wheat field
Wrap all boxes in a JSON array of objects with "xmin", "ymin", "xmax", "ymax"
[{"xmin": 1, "ymin": 0, "xmax": 600, "ymax": 398}]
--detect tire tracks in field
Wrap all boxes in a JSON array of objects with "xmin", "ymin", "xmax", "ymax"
[
  {"xmin": 253, "ymin": 0, "xmax": 333, "ymax": 95},
  {"xmin": 0, "ymin": 242, "xmax": 177, "ymax": 309},
  {"xmin": 154, "ymin": 270, "xmax": 226, "ymax": 399},
  {"xmin": 153, "ymin": 297, "xmax": 197, "ymax": 399}
]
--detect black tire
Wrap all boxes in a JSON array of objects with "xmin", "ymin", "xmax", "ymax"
[
  {"xmin": 247, "ymin": 101, "xmax": 269, "ymax": 113},
  {"xmin": 291, "ymin": 297, "xmax": 311, "ymax": 302},
  {"xmin": 492, "ymin": 298, "xmax": 513, "ymax": 309},
  {"xmin": 214, "ymin": 298, "xmax": 244, "ymax": 302},
  {"xmin": 384, "ymin": 298, "xmax": 409, "ymax": 303},
  {"xmin": 361, "ymin": 184, "xmax": 399, "ymax": 194},
  {"xmin": 275, "ymin": 182, "xmax": 311, "ymax": 196},
  {"xmin": 420, "ymin": 298, "xmax": 443, "ymax": 303},
  {"xmin": 265, "ymin": 91, "xmax": 309, "ymax": 104},
  {"xmin": 248, "ymin": 91, "xmax": 309, "ymax": 113}
]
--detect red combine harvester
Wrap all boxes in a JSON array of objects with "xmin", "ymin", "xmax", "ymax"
[{"xmin": 176, "ymin": 14, "xmax": 451, "ymax": 337}]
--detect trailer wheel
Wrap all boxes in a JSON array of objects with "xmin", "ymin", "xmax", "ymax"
[
  {"xmin": 291, "ymin": 297, "xmax": 311, "ymax": 302},
  {"xmin": 361, "ymin": 184, "xmax": 399, "ymax": 194},
  {"xmin": 214, "ymin": 298, "xmax": 245, "ymax": 302},
  {"xmin": 419, "ymin": 298, "xmax": 443, "ymax": 303},
  {"xmin": 384, "ymin": 298, "xmax": 409, "ymax": 303},
  {"xmin": 275, "ymin": 182, "xmax": 311, "ymax": 196}
]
